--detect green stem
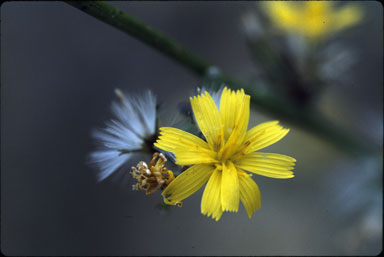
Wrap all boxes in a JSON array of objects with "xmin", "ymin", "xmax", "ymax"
[{"xmin": 65, "ymin": 1, "xmax": 373, "ymax": 155}]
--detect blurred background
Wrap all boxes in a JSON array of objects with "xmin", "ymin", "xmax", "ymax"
[{"xmin": 1, "ymin": 1, "xmax": 382, "ymax": 255}]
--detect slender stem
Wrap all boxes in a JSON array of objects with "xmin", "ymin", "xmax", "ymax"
[{"xmin": 65, "ymin": 1, "xmax": 373, "ymax": 155}]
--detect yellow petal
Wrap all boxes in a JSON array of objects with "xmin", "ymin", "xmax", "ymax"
[
  {"xmin": 244, "ymin": 121, "xmax": 280, "ymax": 141},
  {"xmin": 262, "ymin": 1, "xmax": 301, "ymax": 30},
  {"xmin": 162, "ymin": 164, "xmax": 214, "ymax": 205},
  {"xmin": 201, "ymin": 168, "xmax": 223, "ymax": 221},
  {"xmin": 333, "ymin": 4, "xmax": 363, "ymax": 32},
  {"xmin": 155, "ymin": 127, "xmax": 210, "ymax": 151},
  {"xmin": 190, "ymin": 91, "xmax": 222, "ymax": 150},
  {"xmin": 220, "ymin": 87, "xmax": 250, "ymax": 142},
  {"xmin": 217, "ymin": 88, "xmax": 250, "ymax": 159},
  {"xmin": 235, "ymin": 152, "xmax": 295, "ymax": 179},
  {"xmin": 221, "ymin": 161, "xmax": 239, "ymax": 212},
  {"xmin": 220, "ymin": 87, "xmax": 236, "ymax": 140},
  {"xmin": 243, "ymin": 121, "xmax": 289, "ymax": 153},
  {"xmin": 302, "ymin": 1, "xmax": 332, "ymax": 39},
  {"xmin": 172, "ymin": 151, "xmax": 218, "ymax": 166},
  {"xmin": 238, "ymin": 172, "xmax": 261, "ymax": 219},
  {"xmin": 305, "ymin": 1, "xmax": 332, "ymax": 13},
  {"xmin": 154, "ymin": 127, "xmax": 217, "ymax": 165}
]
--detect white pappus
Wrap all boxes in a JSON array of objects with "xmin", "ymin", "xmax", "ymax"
[
  {"xmin": 200, "ymin": 86, "xmax": 223, "ymax": 109},
  {"xmin": 89, "ymin": 89, "xmax": 157, "ymax": 182}
]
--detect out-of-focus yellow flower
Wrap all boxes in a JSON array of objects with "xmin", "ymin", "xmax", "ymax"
[
  {"xmin": 262, "ymin": 1, "xmax": 363, "ymax": 41},
  {"xmin": 154, "ymin": 88, "xmax": 296, "ymax": 221}
]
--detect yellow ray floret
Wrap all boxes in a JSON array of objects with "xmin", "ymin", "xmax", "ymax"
[
  {"xmin": 162, "ymin": 164, "xmax": 214, "ymax": 205},
  {"xmin": 201, "ymin": 168, "xmax": 223, "ymax": 221},
  {"xmin": 235, "ymin": 152, "xmax": 296, "ymax": 179},
  {"xmin": 155, "ymin": 87, "xmax": 296, "ymax": 221},
  {"xmin": 238, "ymin": 171, "xmax": 261, "ymax": 219},
  {"xmin": 190, "ymin": 92, "xmax": 222, "ymax": 150},
  {"xmin": 218, "ymin": 88, "xmax": 251, "ymax": 160},
  {"xmin": 221, "ymin": 161, "xmax": 239, "ymax": 212},
  {"xmin": 154, "ymin": 127, "xmax": 217, "ymax": 165}
]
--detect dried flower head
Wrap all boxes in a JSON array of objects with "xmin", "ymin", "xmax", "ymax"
[{"xmin": 131, "ymin": 152, "xmax": 178, "ymax": 202}]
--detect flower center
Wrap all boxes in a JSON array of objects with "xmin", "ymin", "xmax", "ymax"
[{"xmin": 215, "ymin": 138, "xmax": 251, "ymax": 163}]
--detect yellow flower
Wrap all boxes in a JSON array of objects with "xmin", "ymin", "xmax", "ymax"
[
  {"xmin": 262, "ymin": 1, "xmax": 363, "ymax": 41},
  {"xmin": 154, "ymin": 88, "xmax": 296, "ymax": 221}
]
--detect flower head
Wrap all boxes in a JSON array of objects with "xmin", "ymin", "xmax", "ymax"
[
  {"xmin": 89, "ymin": 89, "xmax": 157, "ymax": 181},
  {"xmin": 262, "ymin": 1, "xmax": 363, "ymax": 41},
  {"xmin": 154, "ymin": 87, "xmax": 296, "ymax": 221}
]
